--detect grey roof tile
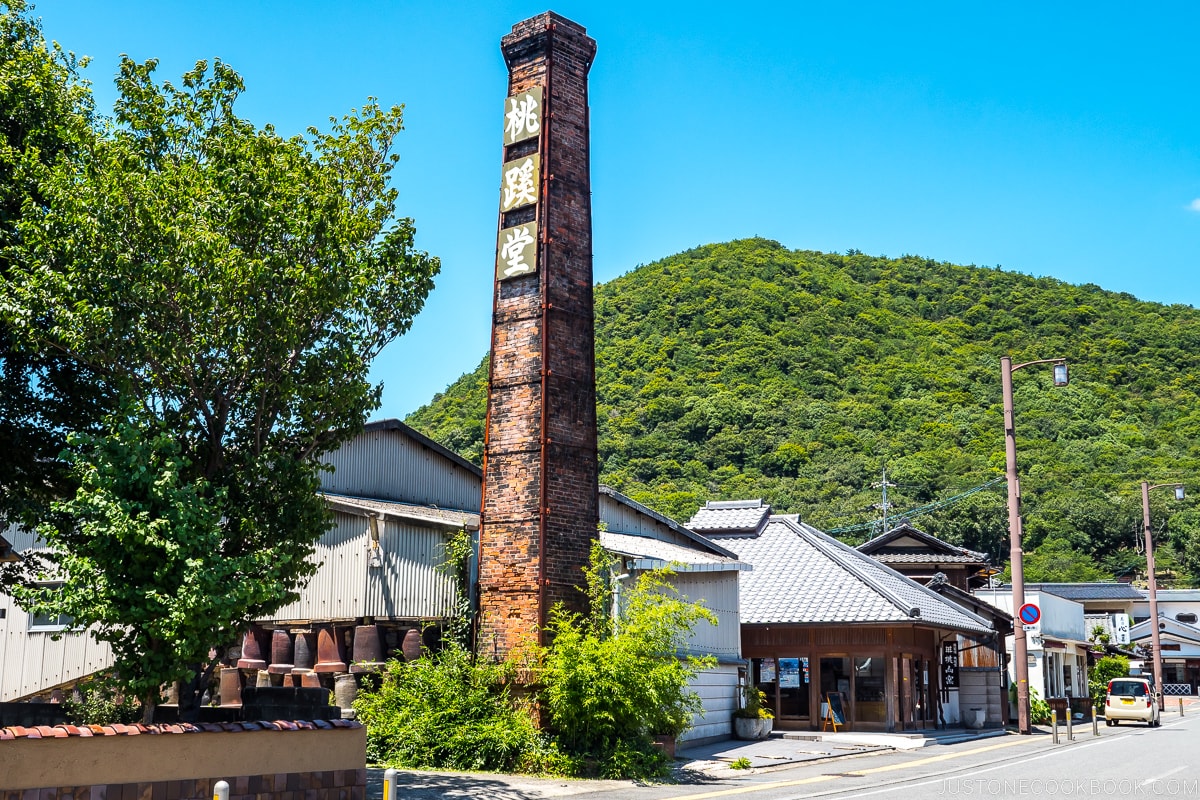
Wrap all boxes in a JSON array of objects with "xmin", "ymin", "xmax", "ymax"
[
  {"xmin": 599, "ymin": 531, "xmax": 743, "ymax": 570},
  {"xmin": 720, "ymin": 517, "xmax": 993, "ymax": 633},
  {"xmin": 688, "ymin": 500, "xmax": 771, "ymax": 533},
  {"xmin": 1015, "ymin": 582, "xmax": 1144, "ymax": 601}
]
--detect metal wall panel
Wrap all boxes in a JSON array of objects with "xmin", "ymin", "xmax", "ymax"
[
  {"xmin": 680, "ymin": 663, "xmax": 739, "ymax": 744},
  {"xmin": 600, "ymin": 495, "xmax": 668, "ymax": 539},
  {"xmin": 364, "ymin": 520, "xmax": 459, "ymax": 620},
  {"xmin": 671, "ymin": 572, "xmax": 742, "ymax": 658},
  {"xmin": 321, "ymin": 430, "xmax": 481, "ymax": 513},
  {"xmin": 267, "ymin": 512, "xmax": 368, "ymax": 622},
  {"xmin": 265, "ymin": 512, "xmax": 461, "ymax": 624}
]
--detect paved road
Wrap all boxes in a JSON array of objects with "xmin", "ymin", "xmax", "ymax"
[{"xmin": 378, "ymin": 711, "xmax": 1200, "ymax": 799}]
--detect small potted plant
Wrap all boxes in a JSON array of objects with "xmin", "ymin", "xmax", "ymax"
[{"xmin": 733, "ymin": 685, "xmax": 774, "ymax": 740}]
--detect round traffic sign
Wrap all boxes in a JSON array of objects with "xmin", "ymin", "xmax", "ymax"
[{"xmin": 1018, "ymin": 603, "xmax": 1041, "ymax": 625}]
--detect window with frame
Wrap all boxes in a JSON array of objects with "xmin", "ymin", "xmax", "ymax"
[{"xmin": 27, "ymin": 583, "xmax": 73, "ymax": 632}]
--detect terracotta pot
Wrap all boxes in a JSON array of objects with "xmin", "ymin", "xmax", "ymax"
[
  {"xmin": 313, "ymin": 624, "xmax": 348, "ymax": 673},
  {"xmin": 219, "ymin": 667, "xmax": 243, "ymax": 707},
  {"xmin": 236, "ymin": 627, "xmax": 267, "ymax": 670},
  {"xmin": 350, "ymin": 624, "xmax": 384, "ymax": 673},
  {"xmin": 267, "ymin": 629, "xmax": 294, "ymax": 674},
  {"xmin": 293, "ymin": 630, "xmax": 316, "ymax": 671},
  {"xmin": 401, "ymin": 628, "xmax": 423, "ymax": 662}
]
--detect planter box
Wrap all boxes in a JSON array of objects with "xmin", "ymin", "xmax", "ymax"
[
  {"xmin": 0, "ymin": 720, "xmax": 365, "ymax": 796},
  {"xmin": 733, "ymin": 716, "xmax": 773, "ymax": 740}
]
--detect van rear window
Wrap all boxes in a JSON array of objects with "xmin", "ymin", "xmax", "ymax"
[{"xmin": 1109, "ymin": 681, "xmax": 1147, "ymax": 697}]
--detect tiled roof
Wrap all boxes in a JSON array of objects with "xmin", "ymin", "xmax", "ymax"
[
  {"xmin": 718, "ymin": 516, "xmax": 993, "ymax": 633},
  {"xmin": 688, "ymin": 500, "xmax": 771, "ymax": 534},
  {"xmin": 857, "ymin": 523, "xmax": 988, "ymax": 563},
  {"xmin": 1019, "ymin": 583, "xmax": 1144, "ymax": 601},
  {"xmin": 599, "ymin": 485, "xmax": 740, "ymax": 560},
  {"xmin": 871, "ymin": 553, "xmax": 986, "ymax": 564},
  {"xmin": 0, "ymin": 719, "xmax": 362, "ymax": 740},
  {"xmin": 1147, "ymin": 589, "xmax": 1200, "ymax": 602},
  {"xmin": 599, "ymin": 531, "xmax": 744, "ymax": 572}
]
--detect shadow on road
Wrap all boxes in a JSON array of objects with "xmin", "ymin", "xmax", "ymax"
[{"xmin": 367, "ymin": 768, "xmax": 551, "ymax": 799}]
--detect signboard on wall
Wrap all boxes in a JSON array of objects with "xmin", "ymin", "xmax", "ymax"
[
  {"xmin": 1112, "ymin": 613, "xmax": 1131, "ymax": 645},
  {"xmin": 941, "ymin": 641, "xmax": 960, "ymax": 688}
]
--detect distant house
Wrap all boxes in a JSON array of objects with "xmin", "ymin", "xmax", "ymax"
[
  {"xmin": 855, "ymin": 521, "xmax": 992, "ymax": 590},
  {"xmin": 689, "ymin": 500, "xmax": 1002, "ymax": 731},
  {"xmin": 1021, "ymin": 582, "xmax": 1141, "ymax": 648},
  {"xmin": 975, "ymin": 586, "xmax": 1091, "ymax": 703},
  {"xmin": 1131, "ymin": 589, "xmax": 1200, "ymax": 696}
]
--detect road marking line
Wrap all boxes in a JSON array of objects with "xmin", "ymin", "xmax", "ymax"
[
  {"xmin": 1143, "ymin": 765, "xmax": 1187, "ymax": 786},
  {"xmin": 830, "ymin": 719, "xmax": 1200, "ymax": 799},
  {"xmin": 667, "ymin": 738, "xmax": 1030, "ymax": 799}
]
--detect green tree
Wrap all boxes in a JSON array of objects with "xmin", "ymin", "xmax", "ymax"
[
  {"xmin": 0, "ymin": 1, "xmax": 106, "ymax": 531},
  {"xmin": 2, "ymin": 55, "xmax": 438, "ymax": 720}
]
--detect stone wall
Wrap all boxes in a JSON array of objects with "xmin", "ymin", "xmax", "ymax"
[{"xmin": 0, "ymin": 719, "xmax": 365, "ymax": 795}]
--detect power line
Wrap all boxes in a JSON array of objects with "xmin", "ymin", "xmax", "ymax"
[{"xmin": 827, "ymin": 476, "xmax": 1006, "ymax": 535}]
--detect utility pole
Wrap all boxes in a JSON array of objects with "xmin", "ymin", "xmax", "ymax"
[{"xmin": 871, "ymin": 467, "xmax": 897, "ymax": 538}]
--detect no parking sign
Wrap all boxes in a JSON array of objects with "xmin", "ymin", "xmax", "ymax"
[{"xmin": 1018, "ymin": 602, "xmax": 1041, "ymax": 631}]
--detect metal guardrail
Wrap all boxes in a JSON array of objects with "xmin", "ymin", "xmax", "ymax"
[{"xmin": 1162, "ymin": 684, "xmax": 1193, "ymax": 696}]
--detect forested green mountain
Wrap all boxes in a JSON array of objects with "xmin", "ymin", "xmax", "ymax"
[{"xmin": 407, "ymin": 239, "xmax": 1200, "ymax": 584}]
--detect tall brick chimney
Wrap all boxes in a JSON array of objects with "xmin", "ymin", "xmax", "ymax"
[{"xmin": 477, "ymin": 13, "xmax": 599, "ymax": 658}]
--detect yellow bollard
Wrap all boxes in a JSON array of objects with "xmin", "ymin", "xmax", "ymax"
[{"xmin": 1051, "ymin": 709, "xmax": 1059, "ymax": 743}]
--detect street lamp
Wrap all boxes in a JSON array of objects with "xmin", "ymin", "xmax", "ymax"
[
  {"xmin": 1002, "ymin": 355, "xmax": 1068, "ymax": 735},
  {"xmin": 1141, "ymin": 481, "xmax": 1184, "ymax": 710}
]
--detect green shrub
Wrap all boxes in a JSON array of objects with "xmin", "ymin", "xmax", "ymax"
[
  {"xmin": 353, "ymin": 644, "xmax": 542, "ymax": 773},
  {"xmin": 1029, "ymin": 687, "xmax": 1052, "ymax": 725},
  {"xmin": 62, "ymin": 675, "xmax": 142, "ymax": 725},
  {"xmin": 1089, "ymin": 655, "xmax": 1130, "ymax": 708},
  {"xmin": 539, "ymin": 543, "xmax": 716, "ymax": 778}
]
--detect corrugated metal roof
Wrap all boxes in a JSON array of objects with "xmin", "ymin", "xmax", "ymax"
[
  {"xmin": 321, "ymin": 493, "xmax": 479, "ymax": 529},
  {"xmin": 719, "ymin": 516, "xmax": 993, "ymax": 633},
  {"xmin": 599, "ymin": 531, "xmax": 745, "ymax": 572}
]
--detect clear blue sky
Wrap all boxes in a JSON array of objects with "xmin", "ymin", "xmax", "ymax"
[{"xmin": 34, "ymin": 2, "xmax": 1200, "ymax": 420}]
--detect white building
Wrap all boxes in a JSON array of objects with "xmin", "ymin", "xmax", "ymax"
[{"xmin": 976, "ymin": 587, "xmax": 1090, "ymax": 703}]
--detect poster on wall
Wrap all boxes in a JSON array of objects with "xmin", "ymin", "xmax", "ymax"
[
  {"xmin": 780, "ymin": 658, "xmax": 800, "ymax": 688},
  {"xmin": 759, "ymin": 658, "xmax": 777, "ymax": 683}
]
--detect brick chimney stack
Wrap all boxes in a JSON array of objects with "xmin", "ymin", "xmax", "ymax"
[{"xmin": 478, "ymin": 13, "xmax": 599, "ymax": 658}]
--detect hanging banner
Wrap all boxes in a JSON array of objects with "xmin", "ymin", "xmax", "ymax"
[{"xmin": 941, "ymin": 641, "xmax": 960, "ymax": 688}]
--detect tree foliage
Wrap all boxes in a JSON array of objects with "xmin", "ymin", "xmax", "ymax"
[
  {"xmin": 1, "ymin": 48, "xmax": 438, "ymax": 716},
  {"xmin": 0, "ymin": 0, "xmax": 105, "ymax": 529},
  {"xmin": 409, "ymin": 238, "xmax": 1200, "ymax": 582}
]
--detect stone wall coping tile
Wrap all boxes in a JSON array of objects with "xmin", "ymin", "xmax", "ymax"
[{"xmin": 0, "ymin": 719, "xmax": 362, "ymax": 740}]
